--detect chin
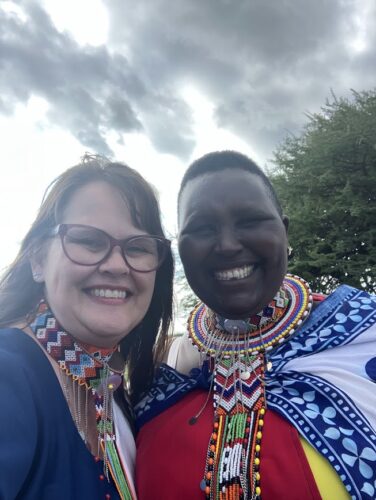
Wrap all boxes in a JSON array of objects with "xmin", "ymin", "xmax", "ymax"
[
  {"xmin": 210, "ymin": 302, "xmax": 254, "ymax": 320},
  {"xmin": 219, "ymin": 309, "xmax": 254, "ymax": 320},
  {"xmin": 210, "ymin": 294, "xmax": 262, "ymax": 319},
  {"xmin": 90, "ymin": 331, "xmax": 125, "ymax": 348},
  {"xmin": 83, "ymin": 321, "xmax": 129, "ymax": 346}
]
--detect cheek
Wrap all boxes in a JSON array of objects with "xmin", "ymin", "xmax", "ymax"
[
  {"xmin": 179, "ymin": 238, "xmax": 208, "ymax": 266},
  {"xmin": 138, "ymin": 272, "xmax": 156, "ymax": 302},
  {"xmin": 259, "ymin": 230, "xmax": 287, "ymax": 256},
  {"xmin": 43, "ymin": 256, "xmax": 93, "ymax": 296}
]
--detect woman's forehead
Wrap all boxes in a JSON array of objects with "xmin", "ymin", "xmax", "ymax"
[{"xmin": 179, "ymin": 169, "xmax": 274, "ymax": 221}]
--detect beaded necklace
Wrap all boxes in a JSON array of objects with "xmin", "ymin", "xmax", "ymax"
[
  {"xmin": 188, "ymin": 274, "xmax": 312, "ymax": 499},
  {"xmin": 29, "ymin": 300, "xmax": 134, "ymax": 500}
]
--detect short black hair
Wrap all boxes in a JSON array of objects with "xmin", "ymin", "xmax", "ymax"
[{"xmin": 178, "ymin": 150, "xmax": 283, "ymax": 217}]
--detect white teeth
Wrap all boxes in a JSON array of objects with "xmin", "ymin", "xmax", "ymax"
[
  {"xmin": 215, "ymin": 265, "xmax": 254, "ymax": 281},
  {"xmin": 91, "ymin": 289, "xmax": 127, "ymax": 299}
]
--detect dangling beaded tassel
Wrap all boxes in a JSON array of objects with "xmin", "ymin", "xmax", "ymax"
[
  {"xmin": 201, "ymin": 354, "xmax": 266, "ymax": 499},
  {"xmin": 95, "ymin": 367, "xmax": 133, "ymax": 499}
]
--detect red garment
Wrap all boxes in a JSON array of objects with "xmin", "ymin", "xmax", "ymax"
[{"xmin": 136, "ymin": 389, "xmax": 321, "ymax": 500}]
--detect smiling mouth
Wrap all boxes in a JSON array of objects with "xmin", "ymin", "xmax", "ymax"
[
  {"xmin": 88, "ymin": 288, "xmax": 128, "ymax": 299},
  {"xmin": 214, "ymin": 264, "xmax": 255, "ymax": 281}
]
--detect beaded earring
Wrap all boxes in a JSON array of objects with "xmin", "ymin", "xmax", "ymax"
[{"xmin": 32, "ymin": 271, "xmax": 43, "ymax": 282}]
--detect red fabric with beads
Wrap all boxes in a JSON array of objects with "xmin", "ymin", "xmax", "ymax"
[{"xmin": 136, "ymin": 389, "xmax": 321, "ymax": 500}]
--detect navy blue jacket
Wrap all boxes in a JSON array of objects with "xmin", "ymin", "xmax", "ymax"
[{"xmin": 0, "ymin": 328, "xmax": 121, "ymax": 499}]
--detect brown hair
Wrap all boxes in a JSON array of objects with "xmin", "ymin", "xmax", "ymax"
[{"xmin": 0, "ymin": 154, "xmax": 174, "ymax": 403}]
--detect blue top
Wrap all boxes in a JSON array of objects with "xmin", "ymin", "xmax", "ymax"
[{"xmin": 0, "ymin": 328, "xmax": 121, "ymax": 500}]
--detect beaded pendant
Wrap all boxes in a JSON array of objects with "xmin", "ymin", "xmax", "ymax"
[
  {"xmin": 188, "ymin": 274, "xmax": 312, "ymax": 499},
  {"xmin": 201, "ymin": 355, "xmax": 266, "ymax": 499}
]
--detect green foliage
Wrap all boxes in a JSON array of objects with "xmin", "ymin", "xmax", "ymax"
[
  {"xmin": 174, "ymin": 249, "xmax": 199, "ymax": 328},
  {"xmin": 271, "ymin": 89, "xmax": 376, "ymax": 293},
  {"xmin": 176, "ymin": 262, "xmax": 198, "ymax": 306}
]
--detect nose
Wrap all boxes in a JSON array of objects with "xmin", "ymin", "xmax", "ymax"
[
  {"xmin": 214, "ymin": 227, "xmax": 243, "ymax": 255},
  {"xmin": 98, "ymin": 245, "xmax": 131, "ymax": 275}
]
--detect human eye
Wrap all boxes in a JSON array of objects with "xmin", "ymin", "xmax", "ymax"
[
  {"xmin": 237, "ymin": 213, "xmax": 272, "ymax": 229},
  {"xmin": 183, "ymin": 221, "xmax": 217, "ymax": 238},
  {"xmin": 125, "ymin": 238, "xmax": 157, "ymax": 256},
  {"xmin": 188, "ymin": 227, "xmax": 215, "ymax": 239},
  {"xmin": 66, "ymin": 228, "xmax": 107, "ymax": 253},
  {"xmin": 238, "ymin": 217, "xmax": 261, "ymax": 228}
]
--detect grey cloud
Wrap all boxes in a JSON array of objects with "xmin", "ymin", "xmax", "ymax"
[
  {"xmin": 106, "ymin": 0, "xmax": 374, "ymax": 164},
  {"xmin": 1, "ymin": 0, "xmax": 375, "ymax": 163},
  {"xmin": 0, "ymin": 1, "xmax": 195, "ymax": 158}
]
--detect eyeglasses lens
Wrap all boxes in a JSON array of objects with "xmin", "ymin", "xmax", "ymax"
[
  {"xmin": 63, "ymin": 226, "xmax": 165, "ymax": 271},
  {"xmin": 64, "ymin": 226, "xmax": 109, "ymax": 265}
]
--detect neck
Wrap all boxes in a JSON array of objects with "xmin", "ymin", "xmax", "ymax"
[{"xmin": 208, "ymin": 283, "xmax": 290, "ymax": 336}]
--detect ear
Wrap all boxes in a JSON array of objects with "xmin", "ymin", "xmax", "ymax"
[
  {"xmin": 282, "ymin": 214, "xmax": 289, "ymax": 233},
  {"xmin": 29, "ymin": 254, "xmax": 45, "ymax": 283}
]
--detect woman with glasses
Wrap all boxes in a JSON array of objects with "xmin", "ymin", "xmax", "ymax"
[{"xmin": 0, "ymin": 155, "xmax": 173, "ymax": 499}]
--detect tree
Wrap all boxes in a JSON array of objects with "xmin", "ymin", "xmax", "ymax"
[
  {"xmin": 175, "ymin": 254, "xmax": 199, "ymax": 332},
  {"xmin": 270, "ymin": 89, "xmax": 376, "ymax": 294}
]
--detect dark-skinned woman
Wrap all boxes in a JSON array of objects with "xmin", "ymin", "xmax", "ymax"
[
  {"xmin": 135, "ymin": 151, "xmax": 376, "ymax": 500},
  {"xmin": 0, "ymin": 155, "xmax": 173, "ymax": 499}
]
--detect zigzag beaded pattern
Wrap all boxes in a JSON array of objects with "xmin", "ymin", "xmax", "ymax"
[
  {"xmin": 30, "ymin": 303, "xmax": 113, "ymax": 390},
  {"xmin": 214, "ymin": 357, "xmax": 264, "ymax": 414}
]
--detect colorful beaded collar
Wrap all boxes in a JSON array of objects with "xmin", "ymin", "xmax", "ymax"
[
  {"xmin": 30, "ymin": 300, "xmax": 120, "ymax": 390},
  {"xmin": 188, "ymin": 274, "xmax": 313, "ymax": 356}
]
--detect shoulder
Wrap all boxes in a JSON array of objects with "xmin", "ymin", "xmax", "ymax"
[
  {"xmin": 0, "ymin": 327, "xmax": 49, "ymax": 373},
  {"xmin": 0, "ymin": 329, "xmax": 41, "ymax": 495},
  {"xmin": 0, "ymin": 327, "xmax": 56, "ymax": 413},
  {"xmin": 311, "ymin": 284, "xmax": 375, "ymax": 320},
  {"xmin": 0, "ymin": 327, "xmax": 43, "ymax": 406},
  {"xmin": 0, "ymin": 327, "xmax": 37, "ymax": 360},
  {"xmin": 167, "ymin": 332, "xmax": 202, "ymax": 375}
]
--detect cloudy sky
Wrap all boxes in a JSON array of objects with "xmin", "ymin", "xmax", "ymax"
[{"xmin": 0, "ymin": 0, "xmax": 375, "ymax": 275}]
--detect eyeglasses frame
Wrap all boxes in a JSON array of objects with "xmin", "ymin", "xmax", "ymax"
[{"xmin": 51, "ymin": 223, "xmax": 171, "ymax": 272}]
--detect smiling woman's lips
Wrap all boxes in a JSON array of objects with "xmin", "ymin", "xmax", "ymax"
[
  {"xmin": 213, "ymin": 264, "xmax": 257, "ymax": 281},
  {"xmin": 90, "ymin": 288, "xmax": 128, "ymax": 299},
  {"xmin": 84, "ymin": 286, "xmax": 133, "ymax": 300}
]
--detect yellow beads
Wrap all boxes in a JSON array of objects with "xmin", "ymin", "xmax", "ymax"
[{"xmin": 255, "ymin": 486, "xmax": 261, "ymax": 495}]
